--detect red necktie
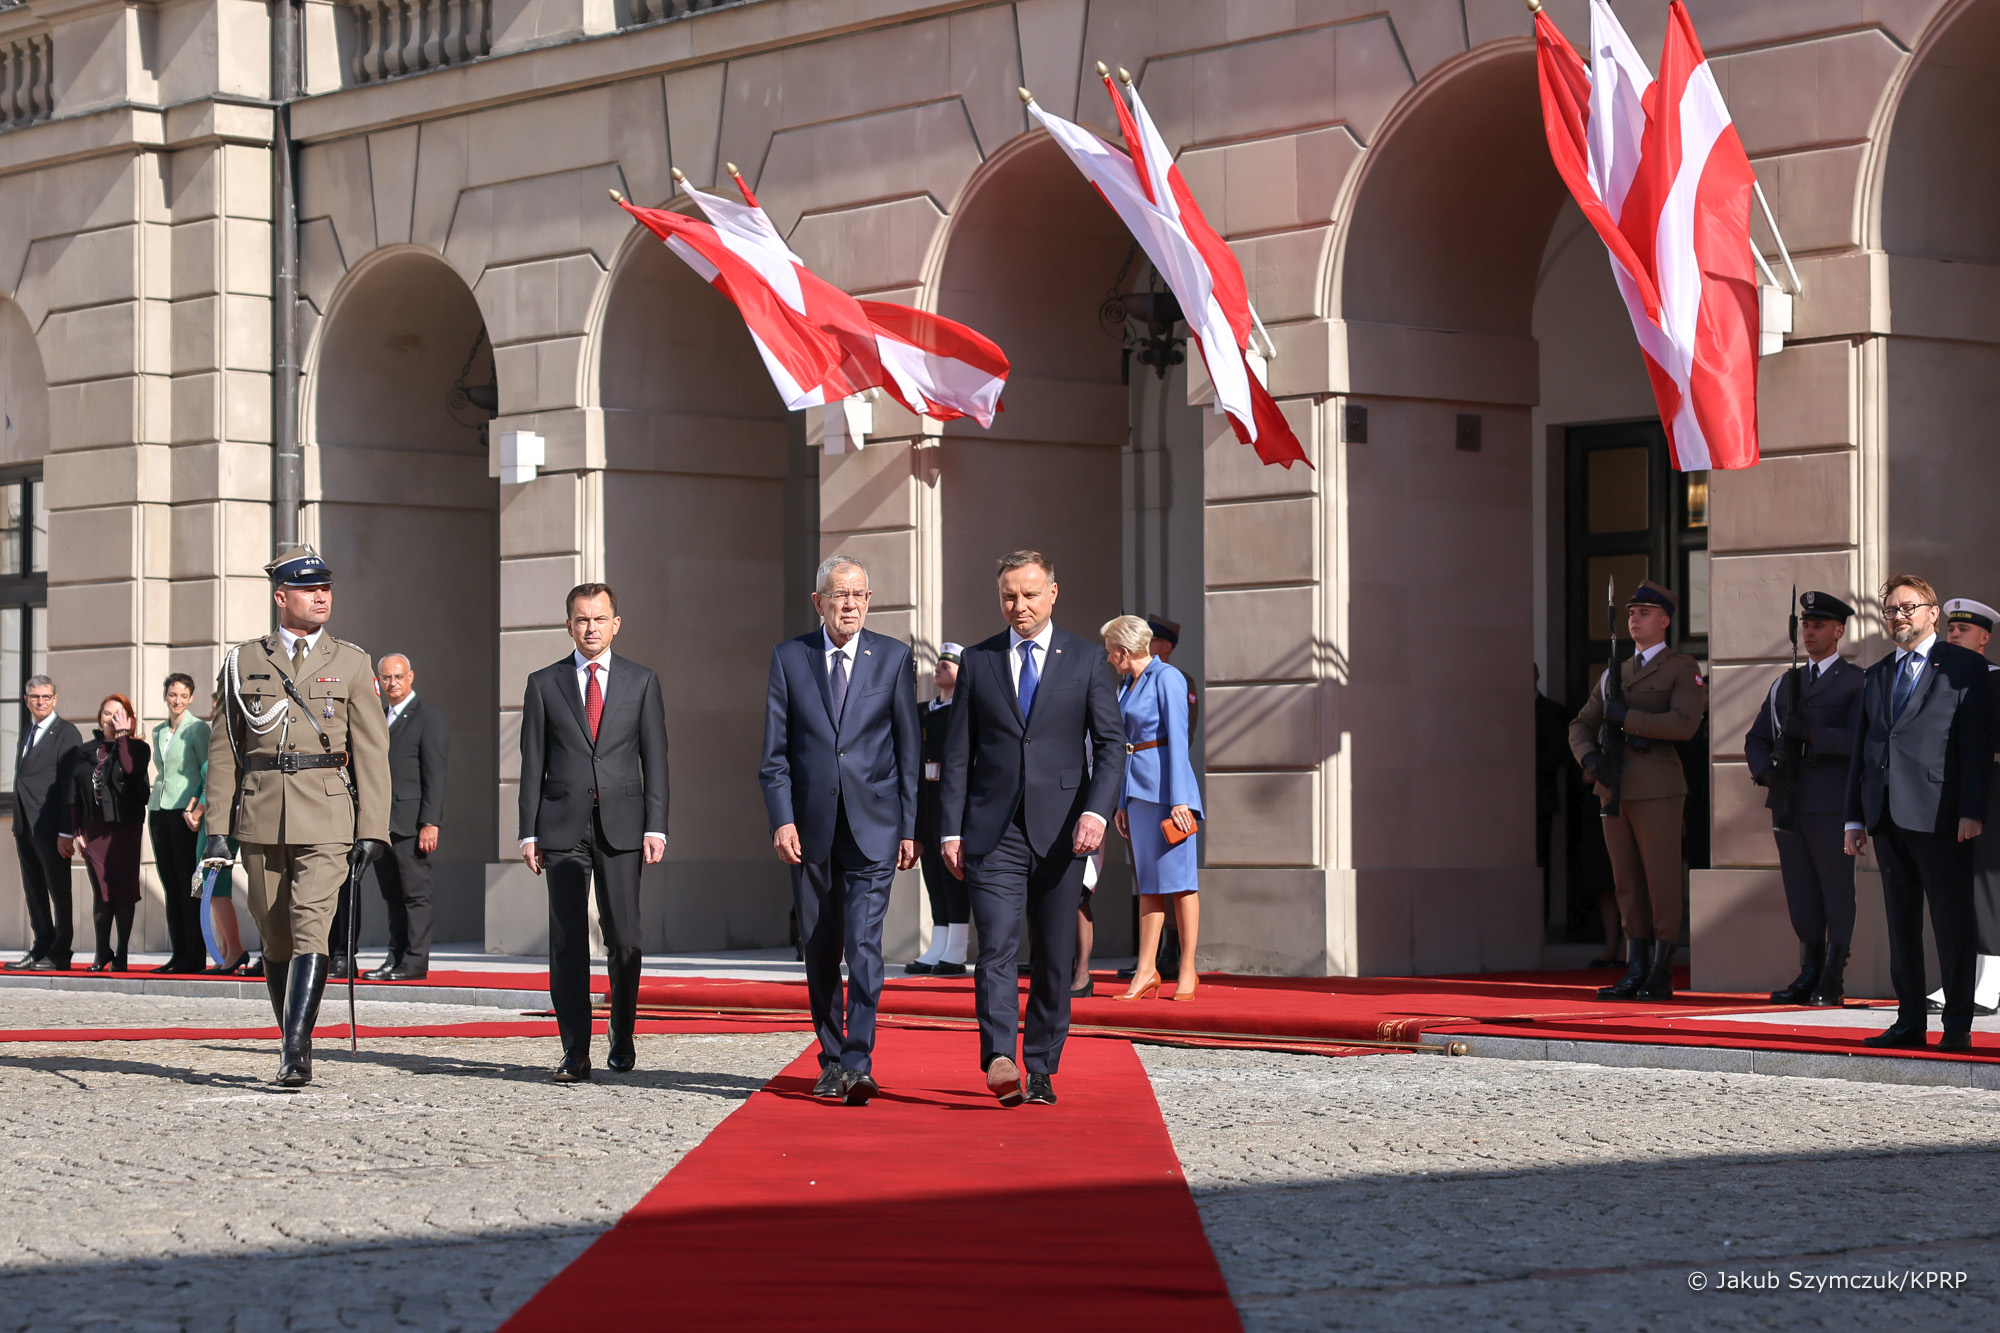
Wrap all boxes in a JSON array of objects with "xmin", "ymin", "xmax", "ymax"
[{"xmin": 585, "ymin": 662, "xmax": 604, "ymax": 741}]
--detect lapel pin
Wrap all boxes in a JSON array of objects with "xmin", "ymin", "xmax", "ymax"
[{"xmin": 864, "ymin": 649, "xmax": 871, "ymax": 656}]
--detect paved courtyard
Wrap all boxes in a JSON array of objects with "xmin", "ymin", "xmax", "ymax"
[{"xmin": 0, "ymin": 990, "xmax": 1996, "ymax": 1330}]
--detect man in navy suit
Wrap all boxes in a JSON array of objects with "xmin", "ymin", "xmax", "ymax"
[
  {"xmin": 519, "ymin": 583, "xmax": 670, "ymax": 1083},
  {"xmin": 1844, "ymin": 574, "xmax": 1990, "ymax": 1052},
  {"xmin": 759, "ymin": 555, "xmax": 920, "ymax": 1105},
  {"xmin": 939, "ymin": 550, "xmax": 1125, "ymax": 1106}
]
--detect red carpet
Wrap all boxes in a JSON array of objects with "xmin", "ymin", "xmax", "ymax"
[{"xmin": 501, "ymin": 1027, "xmax": 1242, "ymax": 1331}]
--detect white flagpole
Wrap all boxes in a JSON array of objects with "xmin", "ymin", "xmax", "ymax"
[{"xmin": 1751, "ymin": 180, "xmax": 1802, "ymax": 294}]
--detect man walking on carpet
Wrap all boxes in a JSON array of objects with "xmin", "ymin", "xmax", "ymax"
[
  {"xmin": 939, "ymin": 550, "xmax": 1124, "ymax": 1107},
  {"xmin": 759, "ymin": 555, "xmax": 921, "ymax": 1105}
]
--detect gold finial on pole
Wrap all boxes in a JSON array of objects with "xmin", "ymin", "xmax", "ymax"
[
  {"xmin": 1527, "ymin": 0, "xmax": 1543, "ymax": 13},
  {"xmin": 1095, "ymin": 60, "xmax": 1108, "ymax": 77},
  {"xmin": 1018, "ymin": 86, "xmax": 1034, "ymax": 104},
  {"xmin": 726, "ymin": 162, "xmax": 740, "ymax": 178},
  {"xmin": 670, "ymin": 167, "xmax": 686, "ymax": 186},
  {"xmin": 1117, "ymin": 67, "xmax": 1133, "ymax": 86},
  {"xmin": 608, "ymin": 188, "xmax": 625, "ymax": 203}
]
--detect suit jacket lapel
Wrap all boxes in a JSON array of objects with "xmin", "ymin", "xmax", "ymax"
[
  {"xmin": 807, "ymin": 633, "xmax": 837, "ymax": 730},
  {"xmin": 557, "ymin": 654, "xmax": 593, "ymax": 746},
  {"xmin": 598, "ymin": 653, "xmax": 628, "ymax": 739},
  {"xmin": 1902, "ymin": 651, "xmax": 1947, "ymax": 725}
]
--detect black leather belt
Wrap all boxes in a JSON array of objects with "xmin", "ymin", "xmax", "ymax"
[{"xmin": 244, "ymin": 753, "xmax": 347, "ymax": 774}]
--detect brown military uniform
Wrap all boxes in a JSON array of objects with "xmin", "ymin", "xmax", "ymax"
[
  {"xmin": 207, "ymin": 632, "xmax": 391, "ymax": 962},
  {"xmin": 1569, "ymin": 646, "xmax": 1707, "ymax": 942}
]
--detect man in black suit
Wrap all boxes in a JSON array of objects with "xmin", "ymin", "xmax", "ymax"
[
  {"xmin": 1746, "ymin": 592, "xmax": 1866, "ymax": 1006},
  {"xmin": 519, "ymin": 583, "xmax": 670, "ymax": 1083},
  {"xmin": 940, "ymin": 551, "xmax": 1124, "ymax": 1106},
  {"xmin": 1844, "ymin": 574, "xmax": 1990, "ymax": 1052},
  {"xmin": 8, "ymin": 675, "xmax": 81, "ymax": 970},
  {"xmin": 349, "ymin": 653, "xmax": 449, "ymax": 982},
  {"xmin": 758, "ymin": 555, "xmax": 920, "ymax": 1105}
]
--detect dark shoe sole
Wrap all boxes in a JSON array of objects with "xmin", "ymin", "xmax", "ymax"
[
  {"xmin": 1938, "ymin": 1036, "xmax": 1974, "ymax": 1053},
  {"xmin": 606, "ymin": 1054, "xmax": 636, "ymax": 1073},
  {"xmin": 552, "ymin": 1066, "xmax": 593, "ymax": 1083},
  {"xmin": 987, "ymin": 1058, "xmax": 1023, "ymax": 1107},
  {"xmin": 275, "ymin": 1065, "xmax": 311, "ymax": 1087},
  {"xmin": 843, "ymin": 1074, "xmax": 879, "ymax": 1106},
  {"xmin": 1862, "ymin": 1033, "xmax": 1926, "ymax": 1050}
]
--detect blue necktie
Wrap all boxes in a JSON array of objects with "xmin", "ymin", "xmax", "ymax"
[
  {"xmin": 1892, "ymin": 652, "xmax": 1921, "ymax": 721},
  {"xmin": 1017, "ymin": 640, "xmax": 1039, "ymax": 718},
  {"xmin": 830, "ymin": 650, "xmax": 849, "ymax": 725}
]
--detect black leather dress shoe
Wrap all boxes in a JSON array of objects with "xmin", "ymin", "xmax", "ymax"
[
  {"xmin": 1023, "ymin": 1073, "xmax": 1057, "ymax": 1105},
  {"xmin": 1926, "ymin": 998, "xmax": 1945, "ymax": 1014},
  {"xmin": 904, "ymin": 960, "xmax": 936, "ymax": 975},
  {"xmin": 843, "ymin": 1071, "xmax": 879, "ymax": 1106},
  {"xmin": 606, "ymin": 1037, "xmax": 636, "ymax": 1073},
  {"xmin": 361, "ymin": 959, "xmax": 400, "ymax": 981},
  {"xmin": 552, "ymin": 1057, "xmax": 592, "ymax": 1083},
  {"xmin": 329, "ymin": 956, "xmax": 353, "ymax": 980},
  {"xmin": 384, "ymin": 961, "xmax": 428, "ymax": 981},
  {"xmin": 931, "ymin": 961, "xmax": 967, "ymax": 977},
  {"xmin": 1862, "ymin": 1020, "xmax": 1928, "ymax": 1050},
  {"xmin": 1938, "ymin": 1031, "xmax": 1974, "ymax": 1053},
  {"xmin": 28, "ymin": 957, "xmax": 66, "ymax": 971},
  {"xmin": 1976, "ymin": 1004, "xmax": 1999, "ymax": 1018},
  {"xmin": 812, "ymin": 1065, "xmax": 846, "ymax": 1099},
  {"xmin": 86, "ymin": 960, "xmax": 112, "ymax": 973},
  {"xmin": 4, "ymin": 953, "xmax": 38, "ymax": 971}
]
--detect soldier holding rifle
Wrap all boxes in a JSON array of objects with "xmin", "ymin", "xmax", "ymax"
[
  {"xmin": 1568, "ymin": 580, "xmax": 1707, "ymax": 1001},
  {"xmin": 1743, "ymin": 592, "xmax": 1863, "ymax": 1006},
  {"xmin": 202, "ymin": 546, "xmax": 390, "ymax": 1086}
]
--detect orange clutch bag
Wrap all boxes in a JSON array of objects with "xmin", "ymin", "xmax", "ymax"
[{"xmin": 1161, "ymin": 815, "xmax": 1200, "ymax": 847}]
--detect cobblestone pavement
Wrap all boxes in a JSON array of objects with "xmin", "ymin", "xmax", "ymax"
[
  {"xmin": 1141, "ymin": 1046, "xmax": 2000, "ymax": 1331},
  {"xmin": 0, "ymin": 990, "xmax": 805, "ymax": 1332}
]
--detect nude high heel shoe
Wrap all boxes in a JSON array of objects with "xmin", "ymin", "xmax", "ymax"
[{"xmin": 1113, "ymin": 975, "xmax": 1160, "ymax": 1002}]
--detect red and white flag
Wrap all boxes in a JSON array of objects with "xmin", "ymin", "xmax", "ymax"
[
  {"xmin": 617, "ymin": 199, "xmax": 845, "ymax": 409},
  {"xmin": 1535, "ymin": 0, "xmax": 1760, "ymax": 471},
  {"xmin": 682, "ymin": 174, "xmax": 1010, "ymax": 428},
  {"xmin": 1027, "ymin": 79, "xmax": 1308, "ymax": 468}
]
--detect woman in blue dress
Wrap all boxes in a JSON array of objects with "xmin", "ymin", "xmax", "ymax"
[{"xmin": 1100, "ymin": 615, "xmax": 1204, "ymax": 1002}]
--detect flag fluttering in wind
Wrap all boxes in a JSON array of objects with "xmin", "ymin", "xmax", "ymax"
[
  {"xmin": 1534, "ymin": 0, "xmax": 1760, "ymax": 471},
  {"xmin": 1025, "ymin": 72, "xmax": 1309, "ymax": 469},
  {"xmin": 680, "ymin": 169, "xmax": 1010, "ymax": 429}
]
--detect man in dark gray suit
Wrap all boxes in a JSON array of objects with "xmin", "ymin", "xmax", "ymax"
[
  {"xmin": 358, "ymin": 653, "xmax": 448, "ymax": 982},
  {"xmin": 759, "ymin": 555, "xmax": 920, "ymax": 1105},
  {"xmin": 940, "ymin": 551, "xmax": 1125, "ymax": 1106},
  {"xmin": 1844, "ymin": 574, "xmax": 1991, "ymax": 1052},
  {"xmin": 519, "ymin": 583, "xmax": 670, "ymax": 1083},
  {"xmin": 8, "ymin": 675, "xmax": 80, "ymax": 970}
]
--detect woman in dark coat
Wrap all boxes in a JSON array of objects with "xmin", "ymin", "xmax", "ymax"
[{"xmin": 59, "ymin": 695, "xmax": 151, "ymax": 971}]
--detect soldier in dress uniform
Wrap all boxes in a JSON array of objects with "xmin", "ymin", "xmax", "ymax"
[
  {"xmin": 1744, "ymin": 592, "xmax": 1864, "ymax": 1006},
  {"xmin": 1934, "ymin": 597, "xmax": 2000, "ymax": 1015},
  {"xmin": 1568, "ymin": 580, "xmax": 1708, "ymax": 1001},
  {"xmin": 906, "ymin": 643, "xmax": 970, "ymax": 976},
  {"xmin": 201, "ymin": 546, "xmax": 390, "ymax": 1086}
]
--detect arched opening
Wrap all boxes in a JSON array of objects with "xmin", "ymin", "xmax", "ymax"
[
  {"xmin": 934, "ymin": 133, "xmax": 1210, "ymax": 957},
  {"xmin": 1878, "ymin": 0, "xmax": 2000, "ymax": 591},
  {"xmin": 1335, "ymin": 45, "xmax": 1691, "ymax": 971},
  {"xmin": 0, "ymin": 294, "xmax": 49, "ymax": 797},
  {"xmin": 308, "ymin": 249, "xmax": 499, "ymax": 946},
  {"xmin": 597, "ymin": 224, "xmax": 812, "ymax": 949}
]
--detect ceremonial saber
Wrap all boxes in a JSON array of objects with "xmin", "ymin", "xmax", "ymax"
[
  {"xmin": 194, "ymin": 864, "xmax": 227, "ymax": 968},
  {"xmin": 344, "ymin": 854, "xmax": 365, "ymax": 1052}
]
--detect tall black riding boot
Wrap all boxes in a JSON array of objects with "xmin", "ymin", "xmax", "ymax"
[
  {"xmin": 1807, "ymin": 944, "xmax": 1850, "ymax": 1007},
  {"xmin": 265, "ymin": 966, "xmax": 287, "ymax": 1025},
  {"xmin": 275, "ymin": 953, "xmax": 329, "ymax": 1087},
  {"xmin": 1635, "ymin": 938, "xmax": 1677, "ymax": 1000},
  {"xmin": 1769, "ymin": 941, "xmax": 1825, "ymax": 1004},
  {"xmin": 1597, "ymin": 938, "xmax": 1651, "ymax": 1000}
]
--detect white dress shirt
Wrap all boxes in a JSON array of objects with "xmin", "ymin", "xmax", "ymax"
[
  {"xmin": 1846, "ymin": 633, "xmax": 1938, "ymax": 833},
  {"xmin": 1807, "ymin": 650, "xmax": 1840, "ymax": 680},
  {"xmin": 385, "ymin": 691, "xmax": 417, "ymax": 728},
  {"xmin": 277, "ymin": 626, "xmax": 324, "ymax": 661},
  {"xmin": 941, "ymin": 621, "xmax": 1104, "ymax": 845},
  {"xmin": 19, "ymin": 712, "xmax": 53, "ymax": 758},
  {"xmin": 521, "ymin": 646, "xmax": 664, "ymax": 848},
  {"xmin": 823, "ymin": 628, "xmax": 859, "ymax": 693}
]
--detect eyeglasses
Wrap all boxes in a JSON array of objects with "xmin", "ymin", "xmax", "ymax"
[
  {"xmin": 821, "ymin": 591, "xmax": 873, "ymax": 605},
  {"xmin": 1883, "ymin": 602, "xmax": 1934, "ymax": 621}
]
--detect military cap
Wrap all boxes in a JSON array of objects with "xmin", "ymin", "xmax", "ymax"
[
  {"xmin": 266, "ymin": 544, "xmax": 333, "ymax": 587},
  {"xmin": 1945, "ymin": 598, "xmax": 1998, "ymax": 633},
  {"xmin": 1626, "ymin": 579, "xmax": 1677, "ymax": 616},
  {"xmin": 1798, "ymin": 590, "xmax": 1855, "ymax": 623},
  {"xmin": 937, "ymin": 642, "xmax": 964, "ymax": 665},
  {"xmin": 1146, "ymin": 615, "xmax": 1182, "ymax": 646}
]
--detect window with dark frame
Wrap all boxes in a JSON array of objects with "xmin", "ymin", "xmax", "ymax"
[{"xmin": 0, "ymin": 464, "xmax": 49, "ymax": 803}]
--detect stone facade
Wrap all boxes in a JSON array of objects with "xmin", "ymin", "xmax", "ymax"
[{"xmin": 0, "ymin": 0, "xmax": 1993, "ymax": 983}]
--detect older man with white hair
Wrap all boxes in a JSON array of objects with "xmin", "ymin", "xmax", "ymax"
[{"xmin": 759, "ymin": 555, "xmax": 921, "ymax": 1105}]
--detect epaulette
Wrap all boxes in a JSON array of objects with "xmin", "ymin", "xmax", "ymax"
[{"xmin": 334, "ymin": 638, "xmax": 369, "ymax": 655}]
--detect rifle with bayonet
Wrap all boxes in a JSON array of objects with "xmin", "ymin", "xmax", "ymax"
[
  {"xmin": 1596, "ymin": 576, "xmax": 1627, "ymax": 817},
  {"xmin": 1767, "ymin": 584, "xmax": 1809, "ymax": 832}
]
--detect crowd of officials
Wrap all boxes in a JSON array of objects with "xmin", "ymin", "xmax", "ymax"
[
  {"xmin": 1564, "ymin": 575, "xmax": 2000, "ymax": 1054},
  {"xmin": 4, "ymin": 653, "xmax": 448, "ymax": 986}
]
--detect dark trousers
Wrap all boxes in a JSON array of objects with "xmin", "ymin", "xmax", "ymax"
[
  {"xmin": 792, "ymin": 804, "xmax": 895, "ymax": 1073},
  {"xmin": 14, "ymin": 830, "xmax": 71, "ymax": 964},
  {"xmin": 148, "ymin": 810, "xmax": 203, "ymax": 964},
  {"xmin": 1876, "ymin": 822, "xmax": 1978, "ymax": 1032},
  {"xmin": 967, "ymin": 810, "xmax": 1084, "ymax": 1075},
  {"xmin": 92, "ymin": 900, "xmax": 135, "ymax": 965},
  {"xmin": 374, "ymin": 834, "xmax": 434, "ymax": 965},
  {"xmin": 546, "ymin": 807, "xmax": 643, "ymax": 1061},
  {"xmin": 1774, "ymin": 813, "xmax": 1856, "ymax": 948},
  {"xmin": 918, "ymin": 836, "xmax": 969, "ymax": 926}
]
